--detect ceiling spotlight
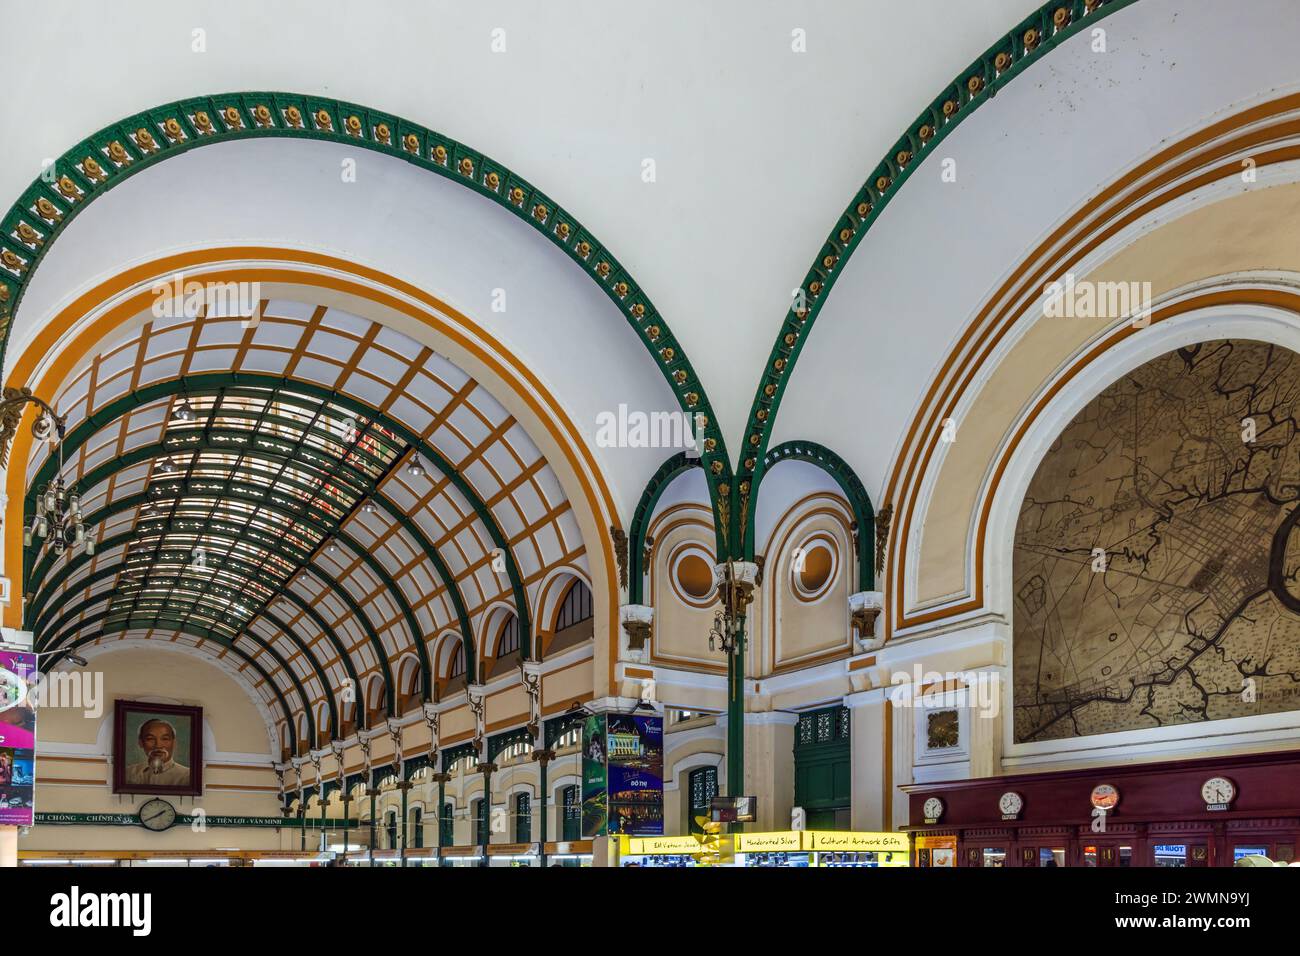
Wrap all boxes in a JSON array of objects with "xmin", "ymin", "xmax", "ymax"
[
  {"xmin": 64, "ymin": 653, "xmax": 88, "ymax": 667},
  {"xmin": 325, "ymin": 539, "xmax": 339, "ymax": 555},
  {"xmin": 172, "ymin": 399, "xmax": 196, "ymax": 422},
  {"xmin": 157, "ymin": 458, "xmax": 177, "ymax": 475},
  {"xmin": 406, "ymin": 458, "xmax": 426, "ymax": 479},
  {"xmin": 362, "ymin": 500, "xmax": 378, "ymax": 515}
]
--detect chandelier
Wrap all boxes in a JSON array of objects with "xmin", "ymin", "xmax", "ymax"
[{"xmin": 0, "ymin": 386, "xmax": 92, "ymax": 559}]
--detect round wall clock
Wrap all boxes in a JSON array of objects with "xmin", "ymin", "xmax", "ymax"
[
  {"xmin": 922, "ymin": 796, "xmax": 944, "ymax": 821},
  {"xmin": 138, "ymin": 798, "xmax": 178, "ymax": 832},
  {"xmin": 1201, "ymin": 776, "xmax": 1235, "ymax": 806},
  {"xmin": 1090, "ymin": 783, "xmax": 1120, "ymax": 811},
  {"xmin": 998, "ymin": 791, "xmax": 1023, "ymax": 817}
]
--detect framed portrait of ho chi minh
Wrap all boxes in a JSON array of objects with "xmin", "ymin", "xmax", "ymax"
[{"xmin": 112, "ymin": 700, "xmax": 203, "ymax": 796}]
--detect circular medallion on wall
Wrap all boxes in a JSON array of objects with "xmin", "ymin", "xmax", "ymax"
[
  {"xmin": 789, "ymin": 533, "xmax": 838, "ymax": 603},
  {"xmin": 668, "ymin": 544, "xmax": 718, "ymax": 608}
]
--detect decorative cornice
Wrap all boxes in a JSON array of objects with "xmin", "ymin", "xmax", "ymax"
[{"xmin": 733, "ymin": 0, "xmax": 1136, "ymax": 523}]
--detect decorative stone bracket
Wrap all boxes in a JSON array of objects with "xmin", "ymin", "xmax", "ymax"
[
  {"xmin": 849, "ymin": 590, "xmax": 885, "ymax": 651},
  {"xmin": 620, "ymin": 604, "xmax": 654, "ymax": 653}
]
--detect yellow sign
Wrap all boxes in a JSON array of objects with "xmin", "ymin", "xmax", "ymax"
[
  {"xmin": 623, "ymin": 835, "xmax": 705, "ymax": 855},
  {"xmin": 806, "ymin": 830, "xmax": 909, "ymax": 853},
  {"xmin": 734, "ymin": 831, "xmax": 805, "ymax": 852}
]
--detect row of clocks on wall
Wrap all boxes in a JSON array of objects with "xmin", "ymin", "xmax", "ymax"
[{"xmin": 921, "ymin": 776, "xmax": 1239, "ymax": 824}]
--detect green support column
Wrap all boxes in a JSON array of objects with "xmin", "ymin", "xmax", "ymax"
[
  {"xmin": 431, "ymin": 771, "xmax": 449, "ymax": 868},
  {"xmin": 478, "ymin": 761, "xmax": 497, "ymax": 868},
  {"xmin": 340, "ymin": 792, "xmax": 351, "ymax": 866},
  {"xmin": 532, "ymin": 748, "xmax": 554, "ymax": 867},
  {"xmin": 319, "ymin": 794, "xmax": 327, "ymax": 851},
  {"xmin": 367, "ymin": 787, "xmax": 378, "ymax": 867},
  {"xmin": 298, "ymin": 805, "xmax": 306, "ymax": 852},
  {"xmin": 727, "ymin": 615, "xmax": 746, "ymax": 801},
  {"xmin": 398, "ymin": 780, "xmax": 411, "ymax": 868}
]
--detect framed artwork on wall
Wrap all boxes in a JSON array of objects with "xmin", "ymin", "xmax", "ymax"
[{"xmin": 111, "ymin": 700, "xmax": 203, "ymax": 796}]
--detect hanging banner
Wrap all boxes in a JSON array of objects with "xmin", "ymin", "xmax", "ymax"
[
  {"xmin": 580, "ymin": 713, "xmax": 607, "ymax": 838},
  {"xmin": 606, "ymin": 713, "xmax": 663, "ymax": 835},
  {"xmin": 0, "ymin": 650, "xmax": 37, "ymax": 827}
]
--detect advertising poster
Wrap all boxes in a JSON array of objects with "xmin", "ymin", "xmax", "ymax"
[
  {"xmin": 606, "ymin": 713, "xmax": 663, "ymax": 835},
  {"xmin": 0, "ymin": 650, "xmax": 37, "ymax": 826},
  {"xmin": 580, "ymin": 713, "xmax": 607, "ymax": 838}
]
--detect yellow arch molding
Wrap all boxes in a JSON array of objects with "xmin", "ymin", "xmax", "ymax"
[{"xmin": 3, "ymin": 248, "xmax": 622, "ymax": 693}]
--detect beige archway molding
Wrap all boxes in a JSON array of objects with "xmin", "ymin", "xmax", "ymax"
[
  {"xmin": 883, "ymin": 91, "xmax": 1300, "ymax": 638},
  {"xmin": 3, "ymin": 247, "xmax": 622, "ymax": 694}
]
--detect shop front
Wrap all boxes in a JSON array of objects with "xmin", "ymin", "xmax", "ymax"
[
  {"xmin": 902, "ymin": 750, "xmax": 1300, "ymax": 867},
  {"xmin": 616, "ymin": 830, "xmax": 909, "ymax": 868}
]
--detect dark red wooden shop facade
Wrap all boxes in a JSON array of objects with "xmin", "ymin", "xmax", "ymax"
[{"xmin": 902, "ymin": 750, "xmax": 1300, "ymax": 867}]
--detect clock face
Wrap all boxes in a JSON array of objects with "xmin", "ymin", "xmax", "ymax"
[
  {"xmin": 999, "ymin": 791, "xmax": 1023, "ymax": 816},
  {"xmin": 922, "ymin": 797, "xmax": 944, "ymax": 821},
  {"xmin": 1090, "ymin": 783, "xmax": 1120, "ymax": 810},
  {"xmin": 138, "ymin": 798, "xmax": 177, "ymax": 832},
  {"xmin": 1201, "ymin": 776, "xmax": 1236, "ymax": 805}
]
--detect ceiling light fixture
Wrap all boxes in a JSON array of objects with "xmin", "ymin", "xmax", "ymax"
[
  {"xmin": 172, "ymin": 399, "xmax": 195, "ymax": 422},
  {"xmin": 406, "ymin": 458, "xmax": 426, "ymax": 479}
]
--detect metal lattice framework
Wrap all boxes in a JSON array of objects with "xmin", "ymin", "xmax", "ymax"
[{"xmin": 28, "ymin": 305, "xmax": 591, "ymax": 748}]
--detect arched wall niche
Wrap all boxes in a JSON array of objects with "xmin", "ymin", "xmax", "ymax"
[
  {"xmin": 895, "ymin": 163, "xmax": 1300, "ymax": 638},
  {"xmin": 988, "ymin": 303, "xmax": 1300, "ymax": 762}
]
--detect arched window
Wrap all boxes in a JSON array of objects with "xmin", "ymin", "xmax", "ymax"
[
  {"xmin": 410, "ymin": 807, "xmax": 424, "ymax": 849},
  {"xmin": 440, "ymin": 802, "xmax": 454, "ymax": 846},
  {"xmin": 561, "ymin": 785, "xmax": 580, "ymax": 841},
  {"xmin": 449, "ymin": 644, "xmax": 466, "ymax": 679},
  {"xmin": 496, "ymin": 615, "xmax": 520, "ymax": 657},
  {"xmin": 384, "ymin": 810, "xmax": 398, "ymax": 849},
  {"xmin": 555, "ymin": 580, "xmax": 593, "ymax": 631},
  {"xmin": 688, "ymin": 766, "xmax": 718, "ymax": 834},
  {"xmin": 514, "ymin": 792, "xmax": 531, "ymax": 843}
]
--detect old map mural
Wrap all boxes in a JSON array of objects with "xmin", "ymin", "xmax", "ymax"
[{"xmin": 1013, "ymin": 340, "xmax": 1300, "ymax": 743}]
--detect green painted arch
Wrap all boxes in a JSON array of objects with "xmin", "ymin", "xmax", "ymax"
[
  {"xmin": 759, "ymin": 441, "xmax": 874, "ymax": 593},
  {"xmin": 627, "ymin": 452, "xmax": 702, "ymax": 605},
  {"xmin": 31, "ymin": 481, "xmax": 426, "ymax": 704},
  {"xmin": 29, "ymin": 425, "xmax": 479, "ymax": 668},
  {"xmin": 39, "ymin": 609, "xmax": 302, "ymax": 742},
  {"xmin": 30, "ymin": 551, "xmax": 341, "ymax": 737},
  {"xmin": 24, "ymin": 371, "xmax": 522, "ymax": 661},
  {"xmin": 32, "ymin": 498, "xmax": 399, "ymax": 718},
  {"xmin": 731, "ymin": 0, "xmax": 1139, "ymax": 549},
  {"xmin": 31, "ymin": 540, "xmax": 364, "ymax": 727},
  {"xmin": 0, "ymin": 90, "xmax": 734, "ymax": 532}
]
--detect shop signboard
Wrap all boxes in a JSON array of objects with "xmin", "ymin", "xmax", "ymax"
[
  {"xmin": 0, "ymin": 650, "xmax": 36, "ymax": 827},
  {"xmin": 623, "ymin": 834, "xmax": 702, "ymax": 855},
  {"xmin": 734, "ymin": 831, "xmax": 804, "ymax": 853},
  {"xmin": 581, "ymin": 713, "xmax": 608, "ymax": 838},
  {"xmin": 606, "ymin": 713, "xmax": 663, "ymax": 835},
  {"xmin": 807, "ymin": 830, "xmax": 909, "ymax": 853}
]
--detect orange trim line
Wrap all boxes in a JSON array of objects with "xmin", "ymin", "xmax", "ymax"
[
  {"xmin": 881, "ymin": 95, "xmax": 1300, "ymax": 635},
  {"xmin": 3, "ymin": 249, "xmax": 620, "ymax": 695}
]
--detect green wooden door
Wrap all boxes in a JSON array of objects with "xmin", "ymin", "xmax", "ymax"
[{"xmin": 794, "ymin": 706, "xmax": 851, "ymax": 829}]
